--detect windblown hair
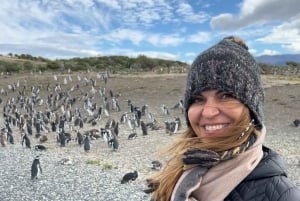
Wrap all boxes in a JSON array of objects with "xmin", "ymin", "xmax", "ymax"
[{"xmin": 145, "ymin": 108, "xmax": 258, "ymax": 201}]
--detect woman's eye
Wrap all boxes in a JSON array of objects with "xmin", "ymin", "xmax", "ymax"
[
  {"xmin": 221, "ymin": 93, "xmax": 234, "ymax": 100},
  {"xmin": 194, "ymin": 96, "xmax": 205, "ymax": 103}
]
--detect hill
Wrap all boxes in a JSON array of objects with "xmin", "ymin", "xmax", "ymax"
[{"xmin": 255, "ymin": 54, "xmax": 300, "ymax": 65}]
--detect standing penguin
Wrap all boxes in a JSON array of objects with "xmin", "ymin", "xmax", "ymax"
[
  {"xmin": 58, "ymin": 131, "xmax": 66, "ymax": 147},
  {"xmin": 21, "ymin": 131, "xmax": 31, "ymax": 148},
  {"xmin": 140, "ymin": 121, "xmax": 148, "ymax": 135},
  {"xmin": 83, "ymin": 135, "xmax": 90, "ymax": 152},
  {"xmin": 7, "ymin": 131, "xmax": 14, "ymax": 144},
  {"xmin": 31, "ymin": 156, "xmax": 42, "ymax": 180},
  {"xmin": 27, "ymin": 122, "xmax": 33, "ymax": 135},
  {"xmin": 109, "ymin": 137, "xmax": 119, "ymax": 151},
  {"xmin": 76, "ymin": 130, "xmax": 84, "ymax": 146}
]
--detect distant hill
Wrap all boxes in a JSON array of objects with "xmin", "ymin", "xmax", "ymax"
[{"xmin": 255, "ymin": 54, "xmax": 300, "ymax": 65}]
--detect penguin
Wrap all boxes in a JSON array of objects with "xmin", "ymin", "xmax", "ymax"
[
  {"xmin": 140, "ymin": 121, "xmax": 148, "ymax": 135},
  {"xmin": 21, "ymin": 132, "xmax": 31, "ymax": 148},
  {"xmin": 51, "ymin": 121, "xmax": 56, "ymax": 132},
  {"xmin": 6, "ymin": 131, "xmax": 14, "ymax": 144},
  {"xmin": 76, "ymin": 130, "xmax": 84, "ymax": 146},
  {"xmin": 83, "ymin": 135, "xmax": 90, "ymax": 152},
  {"xmin": 79, "ymin": 118, "xmax": 84, "ymax": 128},
  {"xmin": 293, "ymin": 119, "xmax": 300, "ymax": 127},
  {"xmin": 109, "ymin": 137, "xmax": 119, "ymax": 151},
  {"xmin": 169, "ymin": 121, "xmax": 179, "ymax": 135},
  {"xmin": 31, "ymin": 156, "xmax": 42, "ymax": 180},
  {"xmin": 151, "ymin": 160, "xmax": 162, "ymax": 170},
  {"xmin": 121, "ymin": 170, "xmax": 138, "ymax": 184},
  {"xmin": 113, "ymin": 122, "xmax": 119, "ymax": 136},
  {"xmin": 27, "ymin": 122, "xmax": 33, "ymax": 135},
  {"xmin": 34, "ymin": 144, "xmax": 47, "ymax": 151},
  {"xmin": 58, "ymin": 131, "xmax": 66, "ymax": 147},
  {"xmin": 128, "ymin": 132, "xmax": 137, "ymax": 140}
]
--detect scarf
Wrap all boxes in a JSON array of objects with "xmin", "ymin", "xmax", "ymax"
[{"xmin": 171, "ymin": 125, "xmax": 266, "ymax": 201}]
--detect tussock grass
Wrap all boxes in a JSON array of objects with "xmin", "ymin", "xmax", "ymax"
[{"xmin": 86, "ymin": 159, "xmax": 113, "ymax": 169}]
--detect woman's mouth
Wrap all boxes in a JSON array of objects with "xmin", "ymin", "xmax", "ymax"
[{"xmin": 204, "ymin": 124, "xmax": 228, "ymax": 131}]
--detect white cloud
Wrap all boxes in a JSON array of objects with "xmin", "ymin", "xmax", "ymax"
[
  {"xmin": 248, "ymin": 48, "xmax": 257, "ymax": 55},
  {"xmin": 185, "ymin": 52, "xmax": 197, "ymax": 57},
  {"xmin": 105, "ymin": 29, "xmax": 145, "ymax": 45},
  {"xmin": 257, "ymin": 17, "xmax": 300, "ymax": 52},
  {"xmin": 176, "ymin": 2, "xmax": 208, "ymax": 23},
  {"xmin": 1, "ymin": 0, "xmax": 298, "ymax": 62},
  {"xmin": 260, "ymin": 49, "xmax": 280, "ymax": 55},
  {"xmin": 105, "ymin": 29, "xmax": 184, "ymax": 47},
  {"xmin": 97, "ymin": 0, "xmax": 121, "ymax": 9},
  {"xmin": 187, "ymin": 32, "xmax": 211, "ymax": 43},
  {"xmin": 147, "ymin": 34, "xmax": 183, "ymax": 46},
  {"xmin": 210, "ymin": 0, "xmax": 300, "ymax": 30}
]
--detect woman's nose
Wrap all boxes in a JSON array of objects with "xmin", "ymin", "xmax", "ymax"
[{"xmin": 201, "ymin": 101, "xmax": 220, "ymax": 117}]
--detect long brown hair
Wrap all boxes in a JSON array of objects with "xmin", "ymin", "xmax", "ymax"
[{"xmin": 146, "ymin": 107, "xmax": 257, "ymax": 201}]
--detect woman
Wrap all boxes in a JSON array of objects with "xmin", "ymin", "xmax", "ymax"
[{"xmin": 145, "ymin": 36, "xmax": 300, "ymax": 201}]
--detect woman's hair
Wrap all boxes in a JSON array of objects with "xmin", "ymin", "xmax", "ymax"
[{"xmin": 146, "ymin": 107, "xmax": 257, "ymax": 201}]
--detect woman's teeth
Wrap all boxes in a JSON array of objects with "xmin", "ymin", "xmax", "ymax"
[{"xmin": 205, "ymin": 124, "xmax": 226, "ymax": 131}]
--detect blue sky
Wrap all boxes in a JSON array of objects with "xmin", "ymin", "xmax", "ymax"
[{"xmin": 0, "ymin": 0, "xmax": 299, "ymax": 63}]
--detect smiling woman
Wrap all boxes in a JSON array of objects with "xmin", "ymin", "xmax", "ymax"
[
  {"xmin": 188, "ymin": 90, "xmax": 246, "ymax": 137},
  {"xmin": 144, "ymin": 36, "xmax": 300, "ymax": 201}
]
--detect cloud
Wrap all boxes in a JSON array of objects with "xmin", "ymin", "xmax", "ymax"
[
  {"xmin": 210, "ymin": 0, "xmax": 300, "ymax": 30},
  {"xmin": 1, "ymin": 0, "xmax": 298, "ymax": 62},
  {"xmin": 187, "ymin": 32, "xmax": 211, "ymax": 43},
  {"xmin": 105, "ymin": 29, "xmax": 145, "ymax": 45},
  {"xmin": 257, "ymin": 17, "xmax": 300, "ymax": 52},
  {"xmin": 176, "ymin": 2, "xmax": 209, "ymax": 23},
  {"xmin": 147, "ymin": 34, "xmax": 183, "ymax": 46},
  {"xmin": 260, "ymin": 49, "xmax": 280, "ymax": 55}
]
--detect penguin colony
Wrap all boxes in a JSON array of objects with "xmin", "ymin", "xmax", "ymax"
[{"xmin": 0, "ymin": 71, "xmax": 184, "ymax": 184}]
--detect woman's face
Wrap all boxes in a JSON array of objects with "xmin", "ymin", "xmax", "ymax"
[{"xmin": 187, "ymin": 90, "xmax": 246, "ymax": 137}]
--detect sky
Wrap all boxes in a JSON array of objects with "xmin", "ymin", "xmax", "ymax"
[{"xmin": 0, "ymin": 0, "xmax": 300, "ymax": 63}]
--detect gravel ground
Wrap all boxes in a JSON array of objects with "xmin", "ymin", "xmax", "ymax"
[
  {"xmin": 0, "ymin": 145, "xmax": 151, "ymax": 201},
  {"xmin": 0, "ymin": 73, "xmax": 299, "ymax": 201}
]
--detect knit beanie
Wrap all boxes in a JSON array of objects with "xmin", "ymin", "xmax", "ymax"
[{"xmin": 184, "ymin": 36, "xmax": 264, "ymax": 130}]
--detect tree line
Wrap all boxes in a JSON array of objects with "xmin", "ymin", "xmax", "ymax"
[
  {"xmin": 0, "ymin": 53, "xmax": 300, "ymax": 76},
  {"xmin": 0, "ymin": 54, "xmax": 188, "ymax": 74}
]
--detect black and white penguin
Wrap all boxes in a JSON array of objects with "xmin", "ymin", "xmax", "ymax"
[
  {"xmin": 7, "ymin": 131, "xmax": 14, "ymax": 144},
  {"xmin": 127, "ymin": 132, "xmax": 137, "ymax": 140},
  {"xmin": 58, "ymin": 131, "xmax": 66, "ymax": 147},
  {"xmin": 293, "ymin": 119, "xmax": 300, "ymax": 127},
  {"xmin": 140, "ymin": 121, "xmax": 148, "ymax": 135},
  {"xmin": 113, "ymin": 122, "xmax": 119, "ymax": 136},
  {"xmin": 151, "ymin": 160, "xmax": 162, "ymax": 170},
  {"xmin": 21, "ymin": 132, "xmax": 31, "ymax": 148},
  {"xmin": 31, "ymin": 156, "xmax": 42, "ymax": 180},
  {"xmin": 34, "ymin": 144, "xmax": 47, "ymax": 151},
  {"xmin": 83, "ymin": 135, "xmax": 90, "ymax": 152},
  {"xmin": 109, "ymin": 137, "xmax": 119, "ymax": 151},
  {"xmin": 76, "ymin": 130, "xmax": 84, "ymax": 146},
  {"xmin": 121, "ymin": 170, "xmax": 138, "ymax": 184},
  {"xmin": 27, "ymin": 122, "xmax": 33, "ymax": 135}
]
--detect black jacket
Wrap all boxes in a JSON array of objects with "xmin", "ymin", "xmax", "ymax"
[{"xmin": 225, "ymin": 146, "xmax": 300, "ymax": 201}]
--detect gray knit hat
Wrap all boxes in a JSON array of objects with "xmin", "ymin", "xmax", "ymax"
[{"xmin": 184, "ymin": 36, "xmax": 264, "ymax": 129}]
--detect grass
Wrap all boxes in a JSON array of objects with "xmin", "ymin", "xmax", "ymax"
[{"xmin": 86, "ymin": 159, "xmax": 113, "ymax": 170}]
